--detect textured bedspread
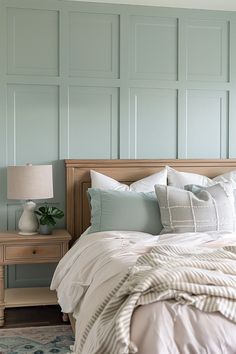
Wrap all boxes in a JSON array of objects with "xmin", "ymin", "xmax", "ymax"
[{"xmin": 51, "ymin": 231, "xmax": 236, "ymax": 354}]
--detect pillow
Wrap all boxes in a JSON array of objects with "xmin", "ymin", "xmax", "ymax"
[
  {"xmin": 213, "ymin": 170, "xmax": 236, "ymax": 188},
  {"xmin": 155, "ymin": 182, "xmax": 235, "ymax": 234},
  {"xmin": 90, "ymin": 168, "xmax": 167, "ymax": 192},
  {"xmin": 87, "ymin": 188, "xmax": 162, "ymax": 235},
  {"xmin": 167, "ymin": 166, "xmax": 213, "ymax": 188},
  {"xmin": 167, "ymin": 166, "xmax": 236, "ymax": 189}
]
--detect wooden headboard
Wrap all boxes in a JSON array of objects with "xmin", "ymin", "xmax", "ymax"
[{"xmin": 65, "ymin": 159, "xmax": 236, "ymax": 244}]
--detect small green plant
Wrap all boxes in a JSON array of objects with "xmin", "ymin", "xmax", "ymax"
[{"xmin": 35, "ymin": 204, "xmax": 64, "ymax": 226}]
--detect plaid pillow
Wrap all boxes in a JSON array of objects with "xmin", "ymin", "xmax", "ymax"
[{"xmin": 155, "ymin": 182, "xmax": 236, "ymax": 234}]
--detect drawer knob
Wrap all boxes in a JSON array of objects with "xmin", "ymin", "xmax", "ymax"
[{"xmin": 32, "ymin": 250, "xmax": 36, "ymax": 255}]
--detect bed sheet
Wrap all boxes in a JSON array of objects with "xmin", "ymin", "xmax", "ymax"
[{"xmin": 51, "ymin": 230, "xmax": 236, "ymax": 354}]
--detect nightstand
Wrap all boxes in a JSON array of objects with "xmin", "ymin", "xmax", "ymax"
[{"xmin": 0, "ymin": 229, "xmax": 71, "ymax": 326}]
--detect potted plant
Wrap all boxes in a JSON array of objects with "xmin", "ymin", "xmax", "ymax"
[{"xmin": 35, "ymin": 204, "xmax": 64, "ymax": 235}]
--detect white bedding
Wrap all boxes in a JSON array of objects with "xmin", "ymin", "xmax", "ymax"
[{"xmin": 51, "ymin": 231, "xmax": 236, "ymax": 354}]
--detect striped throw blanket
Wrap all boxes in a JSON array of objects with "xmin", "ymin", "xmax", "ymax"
[{"xmin": 76, "ymin": 245, "xmax": 236, "ymax": 354}]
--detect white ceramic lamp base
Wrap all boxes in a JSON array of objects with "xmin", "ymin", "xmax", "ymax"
[{"xmin": 18, "ymin": 201, "xmax": 39, "ymax": 235}]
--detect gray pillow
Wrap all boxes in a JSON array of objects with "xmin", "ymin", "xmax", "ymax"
[
  {"xmin": 88, "ymin": 188, "xmax": 162, "ymax": 235},
  {"xmin": 155, "ymin": 183, "xmax": 236, "ymax": 234}
]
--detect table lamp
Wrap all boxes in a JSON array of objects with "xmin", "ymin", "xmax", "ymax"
[{"xmin": 7, "ymin": 164, "xmax": 53, "ymax": 235}]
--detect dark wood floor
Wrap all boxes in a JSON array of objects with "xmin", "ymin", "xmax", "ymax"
[{"xmin": 3, "ymin": 305, "xmax": 67, "ymax": 328}]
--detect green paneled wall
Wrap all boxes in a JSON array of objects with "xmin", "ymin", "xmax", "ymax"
[{"xmin": 1, "ymin": 0, "xmax": 236, "ymax": 287}]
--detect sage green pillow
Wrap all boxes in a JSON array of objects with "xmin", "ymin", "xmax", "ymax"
[{"xmin": 87, "ymin": 188, "xmax": 162, "ymax": 235}]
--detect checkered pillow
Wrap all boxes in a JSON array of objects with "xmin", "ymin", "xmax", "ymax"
[{"xmin": 155, "ymin": 182, "xmax": 236, "ymax": 234}]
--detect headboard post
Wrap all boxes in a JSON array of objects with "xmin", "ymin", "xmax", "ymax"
[
  {"xmin": 66, "ymin": 165, "xmax": 75, "ymax": 239},
  {"xmin": 65, "ymin": 159, "xmax": 236, "ymax": 244}
]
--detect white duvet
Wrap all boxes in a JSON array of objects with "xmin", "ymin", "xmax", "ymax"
[{"xmin": 51, "ymin": 231, "xmax": 236, "ymax": 354}]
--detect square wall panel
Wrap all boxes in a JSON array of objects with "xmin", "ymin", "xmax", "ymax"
[
  {"xmin": 186, "ymin": 90, "xmax": 228, "ymax": 158},
  {"xmin": 7, "ymin": 8, "xmax": 59, "ymax": 76},
  {"xmin": 129, "ymin": 88, "xmax": 177, "ymax": 158},
  {"xmin": 69, "ymin": 12, "xmax": 119, "ymax": 78},
  {"xmin": 7, "ymin": 85, "xmax": 59, "ymax": 164},
  {"xmin": 68, "ymin": 86, "xmax": 118, "ymax": 158},
  {"xmin": 186, "ymin": 19, "xmax": 229, "ymax": 82},
  {"xmin": 130, "ymin": 16, "xmax": 178, "ymax": 80}
]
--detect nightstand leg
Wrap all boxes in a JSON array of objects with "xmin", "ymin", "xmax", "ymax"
[
  {"xmin": 0, "ymin": 265, "xmax": 5, "ymax": 326},
  {"xmin": 62, "ymin": 313, "xmax": 69, "ymax": 322}
]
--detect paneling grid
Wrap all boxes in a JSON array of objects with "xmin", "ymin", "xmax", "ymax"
[
  {"xmin": 186, "ymin": 90, "xmax": 228, "ymax": 158},
  {"xmin": 7, "ymin": 7, "xmax": 59, "ymax": 76},
  {"xmin": 129, "ymin": 88, "xmax": 178, "ymax": 158},
  {"xmin": 0, "ymin": 0, "xmax": 235, "ymax": 286},
  {"xmin": 186, "ymin": 19, "xmax": 229, "ymax": 82},
  {"xmin": 130, "ymin": 16, "xmax": 178, "ymax": 80},
  {"xmin": 68, "ymin": 12, "xmax": 119, "ymax": 78}
]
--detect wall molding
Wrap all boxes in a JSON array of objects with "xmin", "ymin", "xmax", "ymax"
[{"xmin": 1, "ymin": 0, "xmax": 236, "ymax": 286}]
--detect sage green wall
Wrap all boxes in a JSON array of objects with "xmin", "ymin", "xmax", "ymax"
[{"xmin": 1, "ymin": 0, "xmax": 236, "ymax": 287}]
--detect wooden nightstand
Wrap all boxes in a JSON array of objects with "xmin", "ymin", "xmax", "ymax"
[{"xmin": 0, "ymin": 229, "xmax": 71, "ymax": 326}]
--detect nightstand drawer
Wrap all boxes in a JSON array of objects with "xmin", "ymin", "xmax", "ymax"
[{"xmin": 5, "ymin": 244, "xmax": 61, "ymax": 261}]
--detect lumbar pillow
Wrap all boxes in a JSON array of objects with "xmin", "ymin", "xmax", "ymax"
[
  {"xmin": 90, "ymin": 168, "xmax": 167, "ymax": 192},
  {"xmin": 155, "ymin": 182, "xmax": 235, "ymax": 234},
  {"xmin": 88, "ymin": 188, "xmax": 163, "ymax": 235}
]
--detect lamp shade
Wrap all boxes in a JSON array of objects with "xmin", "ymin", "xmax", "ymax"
[{"xmin": 7, "ymin": 165, "xmax": 53, "ymax": 200}]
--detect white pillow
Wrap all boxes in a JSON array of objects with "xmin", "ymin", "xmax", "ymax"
[
  {"xmin": 213, "ymin": 171, "xmax": 236, "ymax": 188},
  {"xmin": 90, "ymin": 168, "xmax": 167, "ymax": 192},
  {"xmin": 167, "ymin": 166, "xmax": 236, "ymax": 189},
  {"xmin": 167, "ymin": 166, "xmax": 213, "ymax": 188}
]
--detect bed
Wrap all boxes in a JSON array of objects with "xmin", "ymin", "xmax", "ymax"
[{"xmin": 51, "ymin": 159, "xmax": 236, "ymax": 354}]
